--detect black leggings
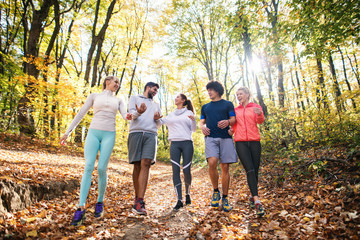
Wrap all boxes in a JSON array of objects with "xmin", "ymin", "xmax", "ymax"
[
  {"xmin": 235, "ymin": 141, "xmax": 261, "ymax": 197},
  {"xmin": 170, "ymin": 140, "xmax": 194, "ymax": 201}
]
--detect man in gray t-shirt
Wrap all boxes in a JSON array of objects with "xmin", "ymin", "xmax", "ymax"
[{"xmin": 127, "ymin": 82, "xmax": 161, "ymax": 215}]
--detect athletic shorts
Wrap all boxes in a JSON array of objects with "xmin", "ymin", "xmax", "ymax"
[
  {"xmin": 205, "ymin": 137, "xmax": 238, "ymax": 164},
  {"xmin": 128, "ymin": 132, "xmax": 157, "ymax": 164}
]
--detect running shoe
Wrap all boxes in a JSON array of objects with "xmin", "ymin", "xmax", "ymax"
[
  {"xmin": 221, "ymin": 197, "xmax": 232, "ymax": 212},
  {"xmin": 132, "ymin": 199, "xmax": 147, "ymax": 215},
  {"xmin": 94, "ymin": 202, "xmax": 104, "ymax": 218},
  {"xmin": 185, "ymin": 195, "xmax": 191, "ymax": 205},
  {"xmin": 70, "ymin": 208, "xmax": 86, "ymax": 226},
  {"xmin": 255, "ymin": 203, "xmax": 265, "ymax": 217},
  {"xmin": 211, "ymin": 191, "xmax": 221, "ymax": 207},
  {"xmin": 173, "ymin": 200, "xmax": 184, "ymax": 211},
  {"xmin": 249, "ymin": 197, "xmax": 255, "ymax": 208}
]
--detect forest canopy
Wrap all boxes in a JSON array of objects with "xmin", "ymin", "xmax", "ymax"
[{"xmin": 0, "ymin": 0, "xmax": 359, "ymax": 160}]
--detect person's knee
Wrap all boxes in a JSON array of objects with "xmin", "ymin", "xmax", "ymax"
[
  {"xmin": 207, "ymin": 158, "xmax": 218, "ymax": 169},
  {"xmin": 141, "ymin": 158, "xmax": 152, "ymax": 168},
  {"xmin": 220, "ymin": 163, "xmax": 230, "ymax": 174},
  {"xmin": 97, "ymin": 166, "xmax": 107, "ymax": 176}
]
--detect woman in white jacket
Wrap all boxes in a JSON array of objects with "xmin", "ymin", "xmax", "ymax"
[{"xmin": 160, "ymin": 94, "xmax": 196, "ymax": 210}]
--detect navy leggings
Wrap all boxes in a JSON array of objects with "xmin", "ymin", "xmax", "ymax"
[
  {"xmin": 170, "ymin": 141, "xmax": 194, "ymax": 201},
  {"xmin": 235, "ymin": 141, "xmax": 261, "ymax": 197}
]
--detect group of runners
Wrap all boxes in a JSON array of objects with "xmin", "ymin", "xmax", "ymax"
[{"xmin": 60, "ymin": 77, "xmax": 265, "ymax": 226}]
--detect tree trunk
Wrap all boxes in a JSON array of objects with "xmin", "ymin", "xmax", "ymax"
[
  {"xmin": 292, "ymin": 50, "xmax": 305, "ymax": 111},
  {"xmin": 315, "ymin": 51, "xmax": 328, "ymax": 110},
  {"xmin": 338, "ymin": 46, "xmax": 356, "ymax": 109},
  {"xmin": 18, "ymin": 0, "xmax": 55, "ymax": 135},
  {"xmin": 84, "ymin": 0, "xmax": 116, "ymax": 86},
  {"xmin": 328, "ymin": 51, "xmax": 343, "ymax": 113}
]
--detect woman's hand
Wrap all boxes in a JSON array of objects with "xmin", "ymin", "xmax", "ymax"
[
  {"xmin": 154, "ymin": 111, "xmax": 163, "ymax": 120},
  {"xmin": 253, "ymin": 108, "xmax": 262, "ymax": 115},
  {"xmin": 228, "ymin": 128, "xmax": 234, "ymax": 136},
  {"xmin": 60, "ymin": 135, "xmax": 68, "ymax": 146},
  {"xmin": 188, "ymin": 115, "xmax": 195, "ymax": 121},
  {"xmin": 201, "ymin": 125, "xmax": 210, "ymax": 136},
  {"xmin": 126, "ymin": 113, "xmax": 133, "ymax": 120}
]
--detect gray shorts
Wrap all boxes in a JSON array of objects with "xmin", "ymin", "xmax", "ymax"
[
  {"xmin": 205, "ymin": 137, "xmax": 238, "ymax": 164},
  {"xmin": 128, "ymin": 132, "xmax": 157, "ymax": 164}
]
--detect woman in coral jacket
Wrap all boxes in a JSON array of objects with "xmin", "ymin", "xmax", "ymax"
[{"xmin": 229, "ymin": 87, "xmax": 265, "ymax": 216}]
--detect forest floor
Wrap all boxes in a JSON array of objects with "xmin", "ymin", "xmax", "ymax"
[{"xmin": 0, "ymin": 133, "xmax": 359, "ymax": 239}]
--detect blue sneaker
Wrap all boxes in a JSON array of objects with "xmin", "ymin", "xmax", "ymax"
[
  {"xmin": 222, "ymin": 197, "xmax": 232, "ymax": 212},
  {"xmin": 94, "ymin": 202, "xmax": 104, "ymax": 218},
  {"xmin": 70, "ymin": 208, "xmax": 86, "ymax": 226},
  {"xmin": 211, "ymin": 191, "xmax": 221, "ymax": 207}
]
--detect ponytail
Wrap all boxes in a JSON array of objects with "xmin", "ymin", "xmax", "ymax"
[{"xmin": 180, "ymin": 94, "xmax": 195, "ymax": 114}]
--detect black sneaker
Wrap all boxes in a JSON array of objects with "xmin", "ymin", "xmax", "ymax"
[
  {"xmin": 173, "ymin": 200, "xmax": 184, "ymax": 211},
  {"xmin": 255, "ymin": 203, "xmax": 265, "ymax": 217},
  {"xmin": 70, "ymin": 208, "xmax": 86, "ymax": 226},
  {"xmin": 185, "ymin": 195, "xmax": 191, "ymax": 205}
]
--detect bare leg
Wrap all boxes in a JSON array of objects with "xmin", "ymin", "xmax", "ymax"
[
  {"xmin": 220, "ymin": 163, "xmax": 230, "ymax": 195},
  {"xmin": 137, "ymin": 158, "xmax": 152, "ymax": 198},
  {"xmin": 207, "ymin": 157, "xmax": 219, "ymax": 189},
  {"xmin": 132, "ymin": 162, "xmax": 141, "ymax": 198}
]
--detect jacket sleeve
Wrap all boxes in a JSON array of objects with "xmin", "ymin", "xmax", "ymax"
[
  {"xmin": 189, "ymin": 112, "xmax": 197, "ymax": 132},
  {"xmin": 118, "ymin": 97, "xmax": 128, "ymax": 120},
  {"xmin": 65, "ymin": 93, "xmax": 95, "ymax": 135}
]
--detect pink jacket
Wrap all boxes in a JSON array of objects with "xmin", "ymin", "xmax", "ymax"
[{"xmin": 233, "ymin": 102, "xmax": 265, "ymax": 142}]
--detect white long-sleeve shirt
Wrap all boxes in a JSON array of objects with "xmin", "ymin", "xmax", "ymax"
[
  {"xmin": 160, "ymin": 108, "xmax": 197, "ymax": 141},
  {"xmin": 65, "ymin": 90, "xmax": 127, "ymax": 135}
]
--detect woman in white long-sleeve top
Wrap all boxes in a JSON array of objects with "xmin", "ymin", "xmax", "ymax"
[
  {"xmin": 160, "ymin": 94, "xmax": 197, "ymax": 210},
  {"xmin": 60, "ymin": 76, "xmax": 129, "ymax": 226}
]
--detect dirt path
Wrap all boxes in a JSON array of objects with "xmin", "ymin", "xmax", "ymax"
[{"xmin": 1, "ymin": 146, "xmax": 359, "ymax": 239}]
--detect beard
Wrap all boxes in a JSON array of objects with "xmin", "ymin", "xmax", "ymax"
[{"xmin": 147, "ymin": 91, "xmax": 153, "ymax": 99}]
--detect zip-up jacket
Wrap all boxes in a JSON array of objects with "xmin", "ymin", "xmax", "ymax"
[{"xmin": 233, "ymin": 102, "xmax": 265, "ymax": 142}]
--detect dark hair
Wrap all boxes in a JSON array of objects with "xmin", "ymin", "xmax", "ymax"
[
  {"xmin": 180, "ymin": 94, "xmax": 195, "ymax": 114},
  {"xmin": 206, "ymin": 81, "xmax": 224, "ymax": 97},
  {"xmin": 144, "ymin": 82, "xmax": 160, "ymax": 92},
  {"xmin": 102, "ymin": 76, "xmax": 118, "ymax": 90}
]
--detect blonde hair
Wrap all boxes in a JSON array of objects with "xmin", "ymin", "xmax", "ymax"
[
  {"xmin": 237, "ymin": 87, "xmax": 251, "ymax": 101},
  {"xmin": 102, "ymin": 76, "xmax": 119, "ymax": 90}
]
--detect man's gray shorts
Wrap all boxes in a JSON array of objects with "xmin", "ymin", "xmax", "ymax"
[
  {"xmin": 128, "ymin": 132, "xmax": 157, "ymax": 164},
  {"xmin": 205, "ymin": 137, "xmax": 238, "ymax": 164}
]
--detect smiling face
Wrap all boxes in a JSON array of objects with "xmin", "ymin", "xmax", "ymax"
[
  {"xmin": 147, "ymin": 86, "xmax": 159, "ymax": 99},
  {"xmin": 207, "ymin": 88, "xmax": 220, "ymax": 101},
  {"xmin": 236, "ymin": 89, "xmax": 250, "ymax": 105},
  {"xmin": 106, "ymin": 78, "xmax": 120, "ymax": 92},
  {"xmin": 174, "ymin": 94, "xmax": 185, "ymax": 107}
]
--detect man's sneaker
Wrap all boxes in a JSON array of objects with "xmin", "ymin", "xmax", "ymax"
[
  {"xmin": 249, "ymin": 197, "xmax": 255, "ymax": 208},
  {"xmin": 211, "ymin": 191, "xmax": 221, "ymax": 207},
  {"xmin": 94, "ymin": 202, "xmax": 104, "ymax": 218},
  {"xmin": 221, "ymin": 197, "xmax": 232, "ymax": 212},
  {"xmin": 173, "ymin": 200, "xmax": 184, "ymax": 211},
  {"xmin": 70, "ymin": 208, "xmax": 86, "ymax": 226},
  {"xmin": 255, "ymin": 203, "xmax": 265, "ymax": 216},
  {"xmin": 185, "ymin": 195, "xmax": 191, "ymax": 205},
  {"xmin": 132, "ymin": 199, "xmax": 147, "ymax": 215}
]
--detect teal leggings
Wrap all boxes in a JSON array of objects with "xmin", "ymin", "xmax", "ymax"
[{"xmin": 79, "ymin": 129, "xmax": 116, "ymax": 206}]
